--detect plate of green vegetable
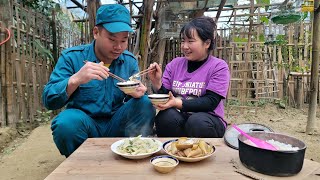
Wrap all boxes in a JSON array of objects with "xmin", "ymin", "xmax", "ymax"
[{"xmin": 111, "ymin": 136, "xmax": 162, "ymax": 160}]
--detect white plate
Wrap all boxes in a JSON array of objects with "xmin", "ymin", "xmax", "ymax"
[
  {"xmin": 111, "ymin": 138, "xmax": 162, "ymax": 160},
  {"xmin": 162, "ymin": 139, "xmax": 216, "ymax": 162}
]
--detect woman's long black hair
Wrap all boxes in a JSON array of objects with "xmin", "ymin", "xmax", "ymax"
[{"xmin": 180, "ymin": 16, "xmax": 217, "ymax": 51}]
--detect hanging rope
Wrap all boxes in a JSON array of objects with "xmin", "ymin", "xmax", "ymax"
[{"xmin": 0, "ymin": 28, "xmax": 11, "ymax": 46}]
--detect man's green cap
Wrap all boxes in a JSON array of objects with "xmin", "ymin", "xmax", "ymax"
[{"xmin": 96, "ymin": 4, "xmax": 133, "ymax": 33}]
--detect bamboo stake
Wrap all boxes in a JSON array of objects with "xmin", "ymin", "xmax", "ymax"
[
  {"xmin": 139, "ymin": 0, "xmax": 154, "ymax": 82},
  {"xmin": 306, "ymin": 1, "xmax": 320, "ymax": 134}
]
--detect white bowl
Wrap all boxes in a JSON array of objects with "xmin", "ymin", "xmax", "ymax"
[
  {"xmin": 162, "ymin": 139, "xmax": 216, "ymax": 162},
  {"xmin": 111, "ymin": 137, "xmax": 162, "ymax": 160},
  {"xmin": 148, "ymin": 94, "xmax": 169, "ymax": 105},
  {"xmin": 150, "ymin": 155, "xmax": 179, "ymax": 173},
  {"xmin": 117, "ymin": 81, "xmax": 139, "ymax": 94}
]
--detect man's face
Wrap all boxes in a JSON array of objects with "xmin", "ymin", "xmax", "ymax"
[{"xmin": 94, "ymin": 27, "xmax": 129, "ymax": 62}]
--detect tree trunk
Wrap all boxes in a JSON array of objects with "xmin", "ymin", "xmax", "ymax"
[
  {"xmin": 306, "ymin": 1, "xmax": 320, "ymax": 134},
  {"xmin": 87, "ymin": 0, "xmax": 101, "ymax": 41},
  {"xmin": 139, "ymin": 0, "xmax": 154, "ymax": 77}
]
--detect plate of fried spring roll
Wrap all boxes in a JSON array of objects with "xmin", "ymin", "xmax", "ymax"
[{"xmin": 162, "ymin": 137, "xmax": 216, "ymax": 162}]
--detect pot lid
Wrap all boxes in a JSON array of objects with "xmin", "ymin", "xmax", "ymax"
[{"xmin": 224, "ymin": 123, "xmax": 274, "ymax": 150}]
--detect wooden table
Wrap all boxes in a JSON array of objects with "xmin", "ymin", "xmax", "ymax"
[{"xmin": 45, "ymin": 138, "xmax": 320, "ymax": 180}]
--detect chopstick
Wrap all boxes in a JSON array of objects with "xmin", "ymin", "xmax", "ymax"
[
  {"xmin": 130, "ymin": 64, "xmax": 162, "ymax": 80},
  {"xmin": 107, "ymin": 72, "xmax": 126, "ymax": 82},
  {"xmin": 83, "ymin": 60, "xmax": 126, "ymax": 82},
  {"xmin": 136, "ymin": 68, "xmax": 156, "ymax": 77}
]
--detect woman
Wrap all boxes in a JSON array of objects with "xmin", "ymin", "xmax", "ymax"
[{"xmin": 148, "ymin": 16, "xmax": 230, "ymax": 137}]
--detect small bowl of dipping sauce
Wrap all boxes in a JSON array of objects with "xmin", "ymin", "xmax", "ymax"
[{"xmin": 150, "ymin": 155, "xmax": 179, "ymax": 173}]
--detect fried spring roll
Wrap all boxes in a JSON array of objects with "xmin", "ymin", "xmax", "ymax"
[{"xmin": 187, "ymin": 147, "xmax": 203, "ymax": 158}]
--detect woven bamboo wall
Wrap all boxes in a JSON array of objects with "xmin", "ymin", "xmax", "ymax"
[{"xmin": 0, "ymin": 2, "xmax": 82, "ymax": 127}]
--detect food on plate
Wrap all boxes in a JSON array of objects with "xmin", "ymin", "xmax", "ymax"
[
  {"xmin": 117, "ymin": 135, "xmax": 159, "ymax": 155},
  {"xmin": 176, "ymin": 137, "xmax": 193, "ymax": 150},
  {"xmin": 167, "ymin": 137, "xmax": 213, "ymax": 158}
]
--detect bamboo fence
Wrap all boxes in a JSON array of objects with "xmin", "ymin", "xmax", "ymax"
[
  {"xmin": 0, "ymin": 2, "xmax": 82, "ymax": 127},
  {"xmin": 160, "ymin": 20, "xmax": 315, "ymax": 111}
]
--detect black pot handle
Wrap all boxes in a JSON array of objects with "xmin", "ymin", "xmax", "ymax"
[{"xmin": 249, "ymin": 128, "xmax": 266, "ymax": 132}]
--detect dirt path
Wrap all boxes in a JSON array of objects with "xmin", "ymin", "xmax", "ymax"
[
  {"xmin": 0, "ymin": 104, "xmax": 319, "ymax": 180},
  {"xmin": 0, "ymin": 124, "xmax": 64, "ymax": 180}
]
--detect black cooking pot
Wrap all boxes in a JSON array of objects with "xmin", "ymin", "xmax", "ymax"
[{"xmin": 238, "ymin": 132, "xmax": 306, "ymax": 177}]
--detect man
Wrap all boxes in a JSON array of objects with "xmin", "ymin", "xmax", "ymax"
[{"xmin": 42, "ymin": 4, "xmax": 155, "ymax": 157}]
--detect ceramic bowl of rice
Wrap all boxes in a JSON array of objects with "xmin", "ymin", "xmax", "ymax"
[
  {"xmin": 148, "ymin": 94, "xmax": 169, "ymax": 105},
  {"xmin": 117, "ymin": 81, "xmax": 139, "ymax": 94},
  {"xmin": 238, "ymin": 131, "xmax": 306, "ymax": 177}
]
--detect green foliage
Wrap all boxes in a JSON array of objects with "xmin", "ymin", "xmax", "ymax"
[
  {"xmin": 245, "ymin": 99, "xmax": 268, "ymax": 107},
  {"xmin": 36, "ymin": 110, "xmax": 53, "ymax": 123},
  {"xmin": 274, "ymin": 99, "xmax": 286, "ymax": 109},
  {"xmin": 227, "ymin": 99, "xmax": 241, "ymax": 106},
  {"xmin": 257, "ymin": 99, "xmax": 268, "ymax": 107},
  {"xmin": 34, "ymin": 39, "xmax": 54, "ymax": 62},
  {"xmin": 256, "ymin": 0, "xmax": 270, "ymax": 5},
  {"xmin": 274, "ymin": 33, "xmax": 311, "ymax": 84},
  {"xmin": 18, "ymin": 0, "xmax": 60, "ymax": 16},
  {"xmin": 234, "ymin": 37, "xmax": 248, "ymax": 42},
  {"xmin": 256, "ymin": 0, "xmax": 270, "ymax": 11},
  {"xmin": 271, "ymin": 13, "xmax": 301, "ymax": 25},
  {"xmin": 275, "ymin": 34, "xmax": 288, "ymax": 45},
  {"xmin": 227, "ymin": 99, "xmax": 267, "ymax": 107},
  {"xmin": 260, "ymin": 16, "xmax": 269, "ymax": 24},
  {"xmin": 258, "ymin": 34, "xmax": 265, "ymax": 42},
  {"xmin": 302, "ymin": 12, "xmax": 308, "ymax": 20},
  {"xmin": 264, "ymin": 35, "xmax": 287, "ymax": 45}
]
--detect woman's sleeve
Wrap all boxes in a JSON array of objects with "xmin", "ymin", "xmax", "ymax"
[{"xmin": 181, "ymin": 90, "xmax": 223, "ymax": 112}]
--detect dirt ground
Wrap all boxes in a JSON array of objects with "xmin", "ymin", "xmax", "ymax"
[{"xmin": 0, "ymin": 103, "xmax": 319, "ymax": 180}]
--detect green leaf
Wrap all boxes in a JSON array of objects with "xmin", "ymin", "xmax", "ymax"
[
  {"xmin": 34, "ymin": 39, "xmax": 54, "ymax": 62},
  {"xmin": 279, "ymin": 102, "xmax": 286, "ymax": 109},
  {"xmin": 256, "ymin": 0, "xmax": 269, "ymax": 5},
  {"xmin": 258, "ymin": 34, "xmax": 265, "ymax": 42},
  {"xmin": 302, "ymin": 12, "xmax": 308, "ymax": 20},
  {"xmin": 234, "ymin": 37, "xmax": 248, "ymax": 42},
  {"xmin": 256, "ymin": 0, "xmax": 270, "ymax": 11},
  {"xmin": 260, "ymin": 16, "xmax": 269, "ymax": 24}
]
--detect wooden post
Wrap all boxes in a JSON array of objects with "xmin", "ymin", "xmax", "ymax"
[
  {"xmin": 0, "ymin": 25, "xmax": 6, "ymax": 127},
  {"xmin": 0, "ymin": 0, "xmax": 11, "ymax": 127},
  {"xmin": 139, "ymin": 0, "xmax": 154, "ymax": 73},
  {"xmin": 26, "ymin": 9, "xmax": 34, "ymax": 121},
  {"xmin": 6, "ymin": 26, "xmax": 15, "ymax": 126},
  {"xmin": 306, "ymin": 1, "xmax": 320, "ymax": 134},
  {"xmin": 52, "ymin": 9, "xmax": 58, "ymax": 63},
  {"xmin": 294, "ymin": 76, "xmax": 303, "ymax": 109},
  {"xmin": 86, "ymin": 0, "xmax": 100, "ymax": 41},
  {"xmin": 304, "ymin": 24, "xmax": 310, "ymax": 103}
]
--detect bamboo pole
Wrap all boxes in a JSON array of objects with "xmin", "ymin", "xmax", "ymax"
[
  {"xmin": 242, "ymin": 0, "xmax": 254, "ymax": 104},
  {"xmin": 26, "ymin": 9, "xmax": 34, "ymax": 121},
  {"xmin": 0, "ymin": 0, "xmax": 12, "ymax": 127},
  {"xmin": 306, "ymin": 1, "xmax": 320, "ymax": 134},
  {"xmin": 139, "ymin": 0, "xmax": 155, "ymax": 74},
  {"xmin": 6, "ymin": 23, "xmax": 15, "ymax": 127},
  {"xmin": 52, "ymin": 10, "xmax": 58, "ymax": 63},
  {"xmin": 14, "ymin": 4, "xmax": 24, "ymax": 122}
]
